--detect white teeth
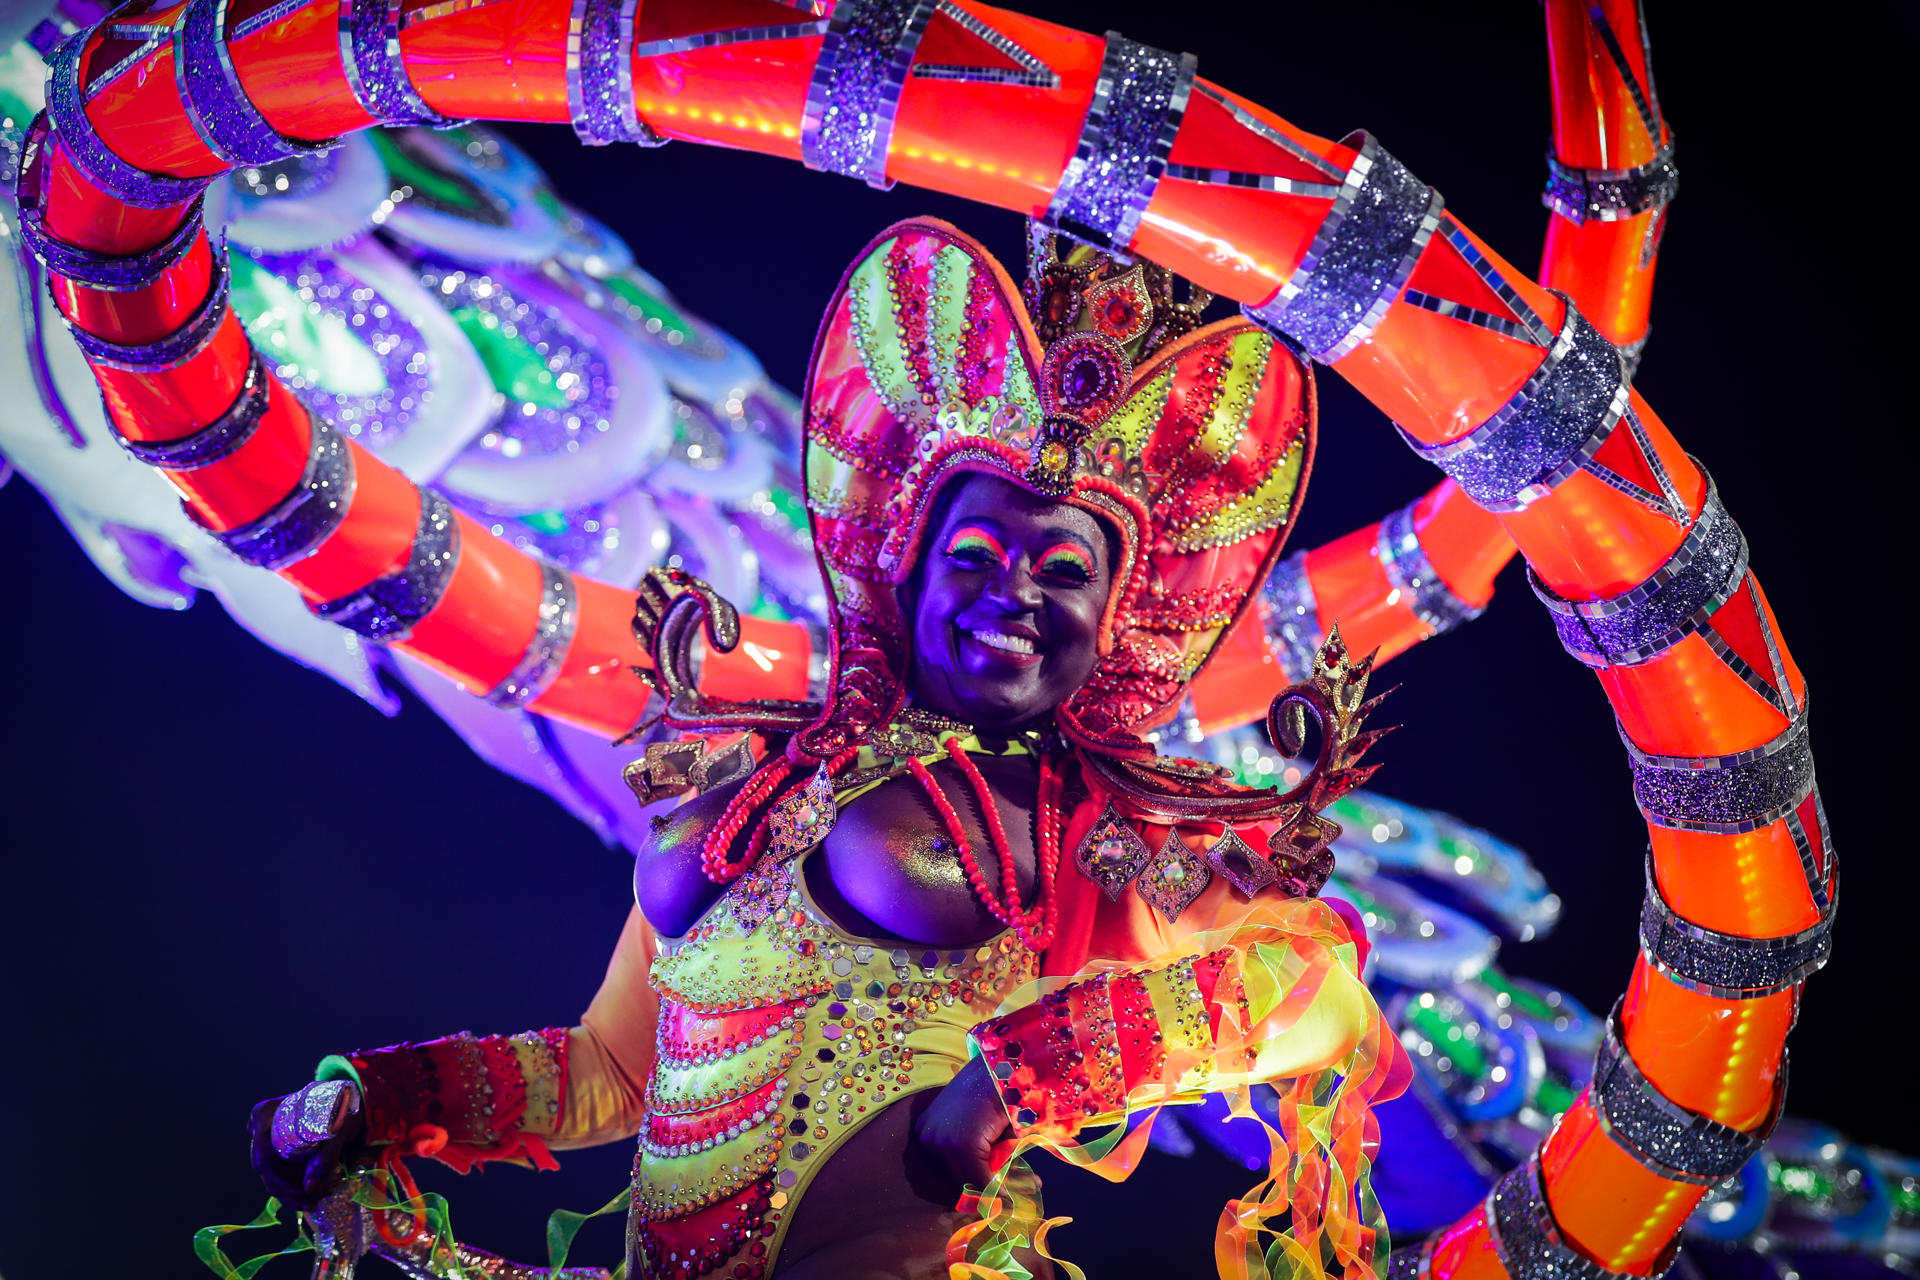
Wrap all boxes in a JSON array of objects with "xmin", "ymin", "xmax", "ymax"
[{"xmin": 970, "ymin": 629, "xmax": 1036, "ymax": 655}]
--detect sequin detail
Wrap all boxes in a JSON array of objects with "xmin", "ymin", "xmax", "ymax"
[
  {"xmin": 175, "ymin": 0, "xmax": 333, "ymax": 166},
  {"xmin": 339, "ymin": 0, "xmax": 458, "ymax": 127},
  {"xmin": 1261, "ymin": 550, "xmax": 1323, "ymax": 683},
  {"xmin": 1590, "ymin": 1001, "xmax": 1781, "ymax": 1183},
  {"xmin": 1403, "ymin": 303, "xmax": 1628, "ymax": 512},
  {"xmin": 1244, "ymin": 136, "xmax": 1442, "ymax": 363},
  {"xmin": 633, "ymin": 864, "xmax": 1034, "ymax": 1279},
  {"xmin": 567, "ymin": 0, "xmax": 666, "ymax": 147},
  {"xmin": 1622, "ymin": 705, "xmax": 1815, "ymax": 835},
  {"xmin": 1543, "ymin": 143, "xmax": 1678, "ymax": 225},
  {"xmin": 211, "ymin": 412, "xmax": 355, "ymax": 569},
  {"xmin": 1531, "ymin": 481, "xmax": 1742, "ymax": 668},
  {"xmin": 1487, "ymin": 1154, "xmax": 1670, "ymax": 1280},
  {"xmin": 1043, "ymin": 33, "xmax": 1195, "ymax": 252},
  {"xmin": 483, "ymin": 562, "xmax": 578, "ymax": 708},
  {"xmin": 1638, "ymin": 854, "xmax": 1832, "ymax": 999},
  {"xmin": 45, "ymin": 32, "xmax": 212, "ymax": 209},
  {"xmin": 801, "ymin": 0, "xmax": 934, "ymax": 189},
  {"xmin": 311, "ymin": 489, "xmax": 459, "ymax": 641},
  {"xmin": 1377, "ymin": 497, "xmax": 1484, "ymax": 635},
  {"xmin": 115, "ymin": 355, "xmax": 271, "ymax": 470}
]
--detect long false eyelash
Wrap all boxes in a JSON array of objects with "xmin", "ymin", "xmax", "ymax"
[
  {"xmin": 1037, "ymin": 542, "xmax": 1095, "ymax": 577},
  {"xmin": 945, "ymin": 525, "xmax": 1010, "ymax": 569}
]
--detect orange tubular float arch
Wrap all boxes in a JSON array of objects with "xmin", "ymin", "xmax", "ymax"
[{"xmin": 18, "ymin": 0, "xmax": 1818, "ymax": 1276}]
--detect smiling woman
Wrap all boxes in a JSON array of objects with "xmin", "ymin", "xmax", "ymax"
[{"xmin": 905, "ymin": 475, "xmax": 1117, "ymax": 730}]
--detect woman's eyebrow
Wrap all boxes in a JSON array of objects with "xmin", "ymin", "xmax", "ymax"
[{"xmin": 1038, "ymin": 527, "xmax": 1096, "ymax": 552}]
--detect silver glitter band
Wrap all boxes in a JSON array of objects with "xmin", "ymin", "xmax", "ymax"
[
  {"xmin": 801, "ymin": 0, "xmax": 935, "ymax": 190},
  {"xmin": 65, "ymin": 253, "xmax": 231, "ymax": 372},
  {"xmin": 211, "ymin": 413, "xmax": 356, "ymax": 569},
  {"xmin": 1487, "ymin": 1153, "xmax": 1670, "ymax": 1280},
  {"xmin": 46, "ymin": 32, "xmax": 213, "ymax": 209},
  {"xmin": 14, "ymin": 191, "xmax": 206, "ymax": 292},
  {"xmin": 1639, "ymin": 852, "xmax": 1833, "ymax": 998},
  {"xmin": 1591, "ymin": 1001, "xmax": 1782, "ymax": 1184},
  {"xmin": 1377, "ymin": 498, "xmax": 1485, "ymax": 636},
  {"xmin": 175, "ymin": 0, "xmax": 334, "ymax": 167},
  {"xmin": 312, "ymin": 489, "xmax": 459, "ymax": 641},
  {"xmin": 1385, "ymin": 1244, "xmax": 1431, "ymax": 1280},
  {"xmin": 339, "ymin": 0, "xmax": 457, "ymax": 128},
  {"xmin": 115, "ymin": 355, "xmax": 270, "ymax": 469},
  {"xmin": 1530, "ymin": 480, "xmax": 1743, "ymax": 668},
  {"xmin": 1042, "ymin": 33, "xmax": 1195, "ymax": 252},
  {"xmin": 1402, "ymin": 301, "xmax": 1628, "ymax": 512},
  {"xmin": 483, "ymin": 561, "xmax": 579, "ymax": 707},
  {"xmin": 567, "ymin": 0, "xmax": 667, "ymax": 147},
  {"xmin": 1543, "ymin": 144, "xmax": 1678, "ymax": 225},
  {"xmin": 1261, "ymin": 550, "xmax": 1323, "ymax": 683},
  {"xmin": 1622, "ymin": 703, "xmax": 1815, "ymax": 835},
  {"xmin": 1242, "ymin": 135, "xmax": 1442, "ymax": 363},
  {"xmin": 269, "ymin": 1079, "xmax": 360, "ymax": 1156}
]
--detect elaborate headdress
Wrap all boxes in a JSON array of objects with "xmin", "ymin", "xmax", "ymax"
[{"xmin": 794, "ymin": 218, "xmax": 1315, "ymax": 761}]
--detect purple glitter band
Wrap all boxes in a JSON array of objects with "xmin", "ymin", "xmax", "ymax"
[
  {"xmin": 339, "ymin": 0, "xmax": 454, "ymax": 127},
  {"xmin": 117, "ymin": 355, "xmax": 270, "ymax": 469},
  {"xmin": 15, "ymin": 198, "xmax": 206, "ymax": 293},
  {"xmin": 1531, "ymin": 482, "xmax": 1743, "ymax": 668},
  {"xmin": 801, "ymin": 0, "xmax": 934, "ymax": 189},
  {"xmin": 1591, "ymin": 1001, "xmax": 1781, "ymax": 1184},
  {"xmin": 1623, "ymin": 705, "xmax": 1816, "ymax": 835},
  {"xmin": 1377, "ymin": 499, "xmax": 1484, "ymax": 636},
  {"xmin": 1639, "ymin": 853, "xmax": 1833, "ymax": 998},
  {"xmin": 1044, "ymin": 33, "xmax": 1195, "ymax": 252},
  {"xmin": 1244, "ymin": 136, "xmax": 1441, "ymax": 363},
  {"xmin": 66, "ymin": 254, "xmax": 231, "ymax": 371},
  {"xmin": 1487, "ymin": 1155, "xmax": 1666, "ymax": 1280},
  {"xmin": 247, "ymin": 250, "xmax": 432, "ymax": 448},
  {"xmin": 46, "ymin": 33, "xmax": 212, "ymax": 210},
  {"xmin": 1261, "ymin": 549, "xmax": 1323, "ymax": 683},
  {"xmin": 1543, "ymin": 143, "xmax": 1678, "ymax": 225},
  {"xmin": 214, "ymin": 413, "xmax": 355, "ymax": 568},
  {"xmin": 1403, "ymin": 302, "xmax": 1627, "ymax": 511},
  {"xmin": 312, "ymin": 489, "xmax": 459, "ymax": 640},
  {"xmin": 175, "ymin": 0, "xmax": 330, "ymax": 167},
  {"xmin": 483, "ymin": 561, "xmax": 578, "ymax": 707},
  {"xmin": 568, "ymin": 0, "xmax": 664, "ymax": 147}
]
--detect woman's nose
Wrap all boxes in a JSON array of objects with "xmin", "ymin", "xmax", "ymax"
[{"xmin": 983, "ymin": 560, "xmax": 1043, "ymax": 611}]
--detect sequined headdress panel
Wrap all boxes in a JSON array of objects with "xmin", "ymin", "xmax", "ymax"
[{"xmin": 796, "ymin": 218, "xmax": 1313, "ymax": 762}]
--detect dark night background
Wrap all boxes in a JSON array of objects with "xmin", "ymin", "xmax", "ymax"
[{"xmin": 1, "ymin": 3, "xmax": 1911, "ymax": 1276}]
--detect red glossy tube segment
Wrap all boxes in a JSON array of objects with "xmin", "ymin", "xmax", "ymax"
[
  {"xmin": 1649, "ymin": 823, "xmax": 1822, "ymax": 944},
  {"xmin": 1540, "ymin": 1097, "xmax": 1704, "ymax": 1275},
  {"xmin": 38, "ymin": 136, "xmax": 196, "ymax": 256},
  {"xmin": 1427, "ymin": 1208, "xmax": 1504, "ymax": 1280},
  {"xmin": 230, "ymin": 0, "xmax": 378, "ymax": 140},
  {"xmin": 405, "ymin": 516, "xmax": 549, "ymax": 694},
  {"xmin": 1621, "ymin": 961, "xmax": 1792, "ymax": 1129},
  {"xmin": 49, "ymin": 234, "xmax": 216, "ymax": 345},
  {"xmin": 275, "ymin": 450, "xmax": 422, "ymax": 602},
  {"xmin": 528, "ymin": 577, "xmax": 655, "ymax": 736},
  {"xmin": 91, "ymin": 316, "xmax": 257, "ymax": 443},
  {"xmin": 401, "ymin": 0, "xmax": 573, "ymax": 123},
  {"xmin": 1543, "ymin": 0, "xmax": 1666, "ymax": 173},
  {"xmin": 1541, "ymin": 216, "xmax": 1662, "ymax": 349},
  {"xmin": 1413, "ymin": 481, "xmax": 1511, "ymax": 609},
  {"xmin": 82, "ymin": 7, "xmax": 230, "ymax": 181}
]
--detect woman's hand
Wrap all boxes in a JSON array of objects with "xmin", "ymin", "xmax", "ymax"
[
  {"xmin": 247, "ymin": 1081, "xmax": 367, "ymax": 1210},
  {"xmin": 914, "ymin": 1053, "xmax": 1014, "ymax": 1190}
]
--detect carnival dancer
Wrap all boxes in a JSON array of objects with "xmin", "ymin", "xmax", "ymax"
[
  {"xmin": 13, "ymin": 0, "xmax": 1825, "ymax": 1277},
  {"xmin": 253, "ymin": 220, "xmax": 1403, "ymax": 1279}
]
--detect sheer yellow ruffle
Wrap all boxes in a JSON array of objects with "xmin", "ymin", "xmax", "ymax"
[{"xmin": 948, "ymin": 895, "xmax": 1409, "ymax": 1280}]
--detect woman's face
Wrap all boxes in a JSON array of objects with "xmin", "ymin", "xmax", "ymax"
[{"xmin": 904, "ymin": 472, "xmax": 1115, "ymax": 732}]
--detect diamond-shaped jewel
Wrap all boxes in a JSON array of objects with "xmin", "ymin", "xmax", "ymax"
[
  {"xmin": 1074, "ymin": 802, "xmax": 1154, "ymax": 901},
  {"xmin": 768, "ymin": 764, "xmax": 838, "ymax": 861},
  {"xmin": 1206, "ymin": 826, "xmax": 1278, "ymax": 899},
  {"xmin": 1135, "ymin": 833, "xmax": 1212, "ymax": 922}
]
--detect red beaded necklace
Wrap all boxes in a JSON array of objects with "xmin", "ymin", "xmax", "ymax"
[
  {"xmin": 700, "ymin": 733, "xmax": 1063, "ymax": 953},
  {"xmin": 907, "ymin": 738, "xmax": 1062, "ymax": 952}
]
